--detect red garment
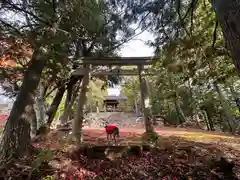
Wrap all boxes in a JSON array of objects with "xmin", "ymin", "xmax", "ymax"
[{"xmin": 105, "ymin": 125, "xmax": 117, "ymax": 134}]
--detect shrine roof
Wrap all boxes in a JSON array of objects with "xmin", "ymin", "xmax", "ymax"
[{"xmin": 104, "ymin": 95, "xmax": 128, "ymax": 101}]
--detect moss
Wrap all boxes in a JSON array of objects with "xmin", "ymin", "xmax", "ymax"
[
  {"xmin": 0, "ymin": 127, "xmax": 3, "ymax": 136},
  {"xmin": 141, "ymin": 131, "xmax": 159, "ymax": 146},
  {"xmin": 32, "ymin": 149, "xmax": 53, "ymax": 169}
]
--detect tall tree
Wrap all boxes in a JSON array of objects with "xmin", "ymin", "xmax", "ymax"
[{"xmin": 0, "ymin": 0, "xmax": 95, "ymax": 164}]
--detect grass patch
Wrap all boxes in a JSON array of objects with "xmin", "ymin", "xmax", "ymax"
[
  {"xmin": 178, "ymin": 132, "xmax": 240, "ymax": 143},
  {"xmin": 0, "ymin": 127, "xmax": 3, "ymax": 137}
]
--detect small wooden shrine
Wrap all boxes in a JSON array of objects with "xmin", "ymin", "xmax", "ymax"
[
  {"xmin": 103, "ymin": 93, "xmax": 128, "ymax": 112},
  {"xmin": 71, "ymin": 56, "xmax": 158, "ymax": 132}
]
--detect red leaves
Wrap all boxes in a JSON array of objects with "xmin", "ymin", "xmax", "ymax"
[
  {"xmin": 5, "ymin": 128, "xmax": 240, "ymax": 180},
  {"xmin": 65, "ymin": 149, "xmax": 189, "ymax": 180},
  {"xmin": 0, "ymin": 37, "xmax": 32, "ymax": 85},
  {"xmin": 0, "ymin": 55, "xmax": 14, "ymax": 67}
]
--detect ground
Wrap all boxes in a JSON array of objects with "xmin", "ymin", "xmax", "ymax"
[{"xmin": 1, "ymin": 127, "xmax": 240, "ymax": 180}]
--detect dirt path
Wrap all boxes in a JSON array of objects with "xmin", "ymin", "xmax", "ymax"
[
  {"xmin": 18, "ymin": 126, "xmax": 239, "ymax": 180},
  {"xmin": 83, "ymin": 126, "xmax": 240, "ymax": 138},
  {"xmin": 83, "ymin": 126, "xmax": 240, "ymax": 158}
]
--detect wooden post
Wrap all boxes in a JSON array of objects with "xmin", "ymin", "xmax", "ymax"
[
  {"xmin": 72, "ymin": 65, "xmax": 90, "ymax": 147},
  {"xmin": 104, "ymin": 102, "xmax": 107, "ymax": 112},
  {"xmin": 138, "ymin": 65, "xmax": 153, "ymax": 133},
  {"xmin": 96, "ymin": 101, "xmax": 99, "ymax": 114},
  {"xmin": 134, "ymin": 95, "xmax": 139, "ymax": 116}
]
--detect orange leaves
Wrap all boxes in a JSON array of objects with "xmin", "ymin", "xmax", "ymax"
[
  {"xmin": 0, "ymin": 37, "xmax": 31, "ymax": 83},
  {"xmin": 0, "ymin": 37, "xmax": 32, "ymax": 69},
  {"xmin": 0, "ymin": 55, "xmax": 16, "ymax": 68}
]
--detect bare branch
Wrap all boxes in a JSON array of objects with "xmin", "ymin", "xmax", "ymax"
[
  {"xmin": 104, "ymin": 26, "xmax": 149, "ymax": 54},
  {"xmin": 0, "ymin": 19, "xmax": 23, "ymax": 37},
  {"xmin": 2, "ymin": 0, "xmax": 50, "ymax": 26},
  {"xmin": 212, "ymin": 20, "xmax": 219, "ymax": 49}
]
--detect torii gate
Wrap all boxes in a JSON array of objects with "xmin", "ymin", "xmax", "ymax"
[{"xmin": 71, "ymin": 56, "xmax": 158, "ymax": 133}]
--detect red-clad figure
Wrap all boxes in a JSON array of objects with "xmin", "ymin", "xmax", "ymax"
[{"xmin": 104, "ymin": 123, "xmax": 119, "ymax": 144}]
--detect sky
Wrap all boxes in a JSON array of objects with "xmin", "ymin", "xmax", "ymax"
[
  {"xmin": 0, "ymin": 29, "xmax": 155, "ymax": 103},
  {"xmin": 108, "ymin": 29, "xmax": 154, "ymax": 96}
]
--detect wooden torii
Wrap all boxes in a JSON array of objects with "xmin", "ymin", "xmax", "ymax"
[{"xmin": 72, "ymin": 56, "xmax": 159, "ymax": 133}]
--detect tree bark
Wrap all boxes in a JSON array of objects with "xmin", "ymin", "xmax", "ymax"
[
  {"xmin": 0, "ymin": 2, "xmax": 62, "ymax": 164},
  {"xmin": 46, "ymin": 86, "xmax": 65, "ymax": 126},
  {"xmin": 229, "ymin": 84, "xmax": 240, "ymax": 112},
  {"xmin": 35, "ymin": 86, "xmax": 66, "ymax": 137},
  {"xmin": 72, "ymin": 66, "xmax": 90, "ymax": 147},
  {"xmin": 64, "ymin": 77, "xmax": 79, "ymax": 110},
  {"xmin": 201, "ymin": 110, "xmax": 210, "ymax": 130},
  {"xmin": 188, "ymin": 79, "xmax": 200, "ymax": 127},
  {"xmin": 212, "ymin": 0, "xmax": 240, "ymax": 72},
  {"xmin": 30, "ymin": 103, "xmax": 37, "ymax": 138},
  {"xmin": 34, "ymin": 82, "xmax": 47, "ymax": 129},
  {"xmin": 138, "ymin": 65, "xmax": 153, "ymax": 133},
  {"xmin": 59, "ymin": 80, "xmax": 81, "ymax": 125},
  {"xmin": 134, "ymin": 94, "xmax": 139, "ymax": 116},
  {"xmin": 0, "ymin": 47, "xmax": 46, "ymax": 165},
  {"xmin": 206, "ymin": 110, "xmax": 215, "ymax": 131},
  {"xmin": 168, "ymin": 72, "xmax": 186, "ymax": 124},
  {"xmin": 174, "ymin": 92, "xmax": 187, "ymax": 124},
  {"xmin": 214, "ymin": 82, "xmax": 236, "ymax": 132}
]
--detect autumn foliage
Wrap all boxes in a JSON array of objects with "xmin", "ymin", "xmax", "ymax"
[
  {"xmin": 0, "ymin": 36, "xmax": 32, "ymax": 70},
  {"xmin": 0, "ymin": 37, "xmax": 33, "ymax": 93}
]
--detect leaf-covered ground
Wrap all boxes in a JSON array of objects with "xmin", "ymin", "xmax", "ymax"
[{"xmin": 1, "ymin": 127, "xmax": 240, "ymax": 180}]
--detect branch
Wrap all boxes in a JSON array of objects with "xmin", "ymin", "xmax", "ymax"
[
  {"xmin": 134, "ymin": 12, "xmax": 151, "ymax": 32},
  {"xmin": 104, "ymin": 26, "xmax": 149, "ymax": 54},
  {"xmin": 2, "ymin": 0, "xmax": 69, "ymax": 35},
  {"xmin": 2, "ymin": 0, "xmax": 50, "ymax": 26},
  {"xmin": 0, "ymin": 19, "xmax": 24, "ymax": 37},
  {"xmin": 176, "ymin": 0, "xmax": 190, "ymax": 36},
  {"xmin": 52, "ymin": 0, "xmax": 56, "ymax": 13},
  {"xmin": 212, "ymin": 20, "xmax": 219, "ymax": 49},
  {"xmin": 190, "ymin": 0, "xmax": 195, "ymax": 34},
  {"xmin": 45, "ymin": 85, "xmax": 58, "ymax": 98},
  {"xmin": 176, "ymin": 0, "xmax": 197, "ymax": 36}
]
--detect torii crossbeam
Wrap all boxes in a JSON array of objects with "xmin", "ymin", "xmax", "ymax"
[
  {"xmin": 71, "ymin": 68, "xmax": 157, "ymax": 76},
  {"xmin": 76, "ymin": 56, "xmax": 159, "ymax": 65},
  {"xmin": 73, "ymin": 56, "xmax": 159, "ymax": 133}
]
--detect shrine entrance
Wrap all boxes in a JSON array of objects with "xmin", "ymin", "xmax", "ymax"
[
  {"xmin": 72, "ymin": 56, "xmax": 158, "ymax": 133},
  {"xmin": 103, "ymin": 94, "xmax": 128, "ymax": 112}
]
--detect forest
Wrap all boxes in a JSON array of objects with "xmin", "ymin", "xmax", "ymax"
[{"xmin": 0, "ymin": 0, "xmax": 240, "ymax": 179}]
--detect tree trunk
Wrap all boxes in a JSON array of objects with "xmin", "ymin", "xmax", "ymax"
[
  {"xmin": 34, "ymin": 83, "xmax": 47, "ymax": 130},
  {"xmin": 188, "ymin": 79, "xmax": 200, "ymax": 127},
  {"xmin": 201, "ymin": 110, "xmax": 210, "ymax": 130},
  {"xmin": 134, "ymin": 95, "xmax": 139, "ymax": 116},
  {"xmin": 176, "ymin": 91, "xmax": 187, "ymax": 124},
  {"xmin": 30, "ymin": 102, "xmax": 37, "ymax": 138},
  {"xmin": 174, "ymin": 95, "xmax": 186, "ymax": 124},
  {"xmin": 59, "ymin": 80, "xmax": 81, "ymax": 124},
  {"xmin": 168, "ymin": 72, "xmax": 186, "ymax": 124},
  {"xmin": 229, "ymin": 84, "xmax": 240, "ymax": 112},
  {"xmin": 212, "ymin": 0, "xmax": 240, "ymax": 72},
  {"xmin": 72, "ymin": 66, "xmax": 90, "ymax": 147},
  {"xmin": 96, "ymin": 101, "xmax": 100, "ymax": 114},
  {"xmin": 64, "ymin": 77, "xmax": 79, "ymax": 110},
  {"xmin": 205, "ymin": 110, "xmax": 215, "ymax": 131},
  {"xmin": 1, "ymin": 113, "xmax": 32, "ymax": 165},
  {"xmin": 166, "ymin": 101, "xmax": 171, "ymax": 125},
  {"xmin": 214, "ymin": 82, "xmax": 236, "ymax": 132},
  {"xmin": 138, "ymin": 65, "xmax": 153, "ymax": 133},
  {"xmin": 0, "ymin": 47, "xmax": 46, "ymax": 165},
  {"xmin": 46, "ymin": 86, "xmax": 65, "ymax": 126},
  {"xmin": 35, "ymin": 86, "xmax": 66, "ymax": 137},
  {"xmin": 64, "ymin": 39, "xmax": 82, "ymax": 110}
]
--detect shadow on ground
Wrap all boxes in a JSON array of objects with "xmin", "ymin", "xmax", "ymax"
[
  {"xmin": 60, "ymin": 135, "xmax": 240, "ymax": 180},
  {"xmin": 1, "ymin": 129, "xmax": 240, "ymax": 180}
]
